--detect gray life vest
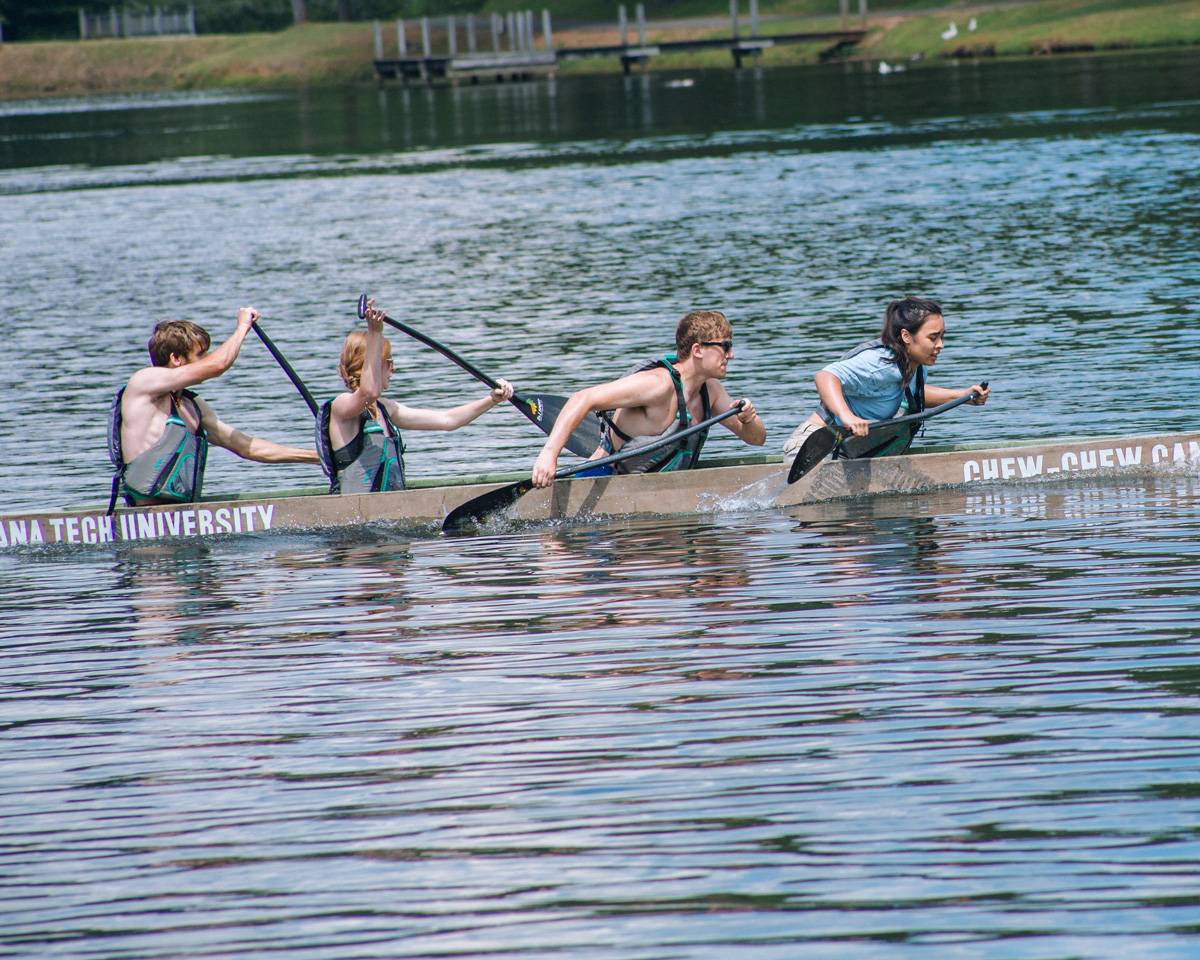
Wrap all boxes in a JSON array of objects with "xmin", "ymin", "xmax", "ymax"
[
  {"xmin": 600, "ymin": 356, "xmax": 711, "ymax": 474},
  {"xmin": 107, "ymin": 387, "xmax": 208, "ymax": 513},
  {"xmin": 316, "ymin": 399, "xmax": 405, "ymax": 495},
  {"xmin": 814, "ymin": 338, "xmax": 926, "ymax": 425}
]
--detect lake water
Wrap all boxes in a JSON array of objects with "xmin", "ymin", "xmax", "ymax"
[{"xmin": 3, "ymin": 49, "xmax": 1200, "ymax": 959}]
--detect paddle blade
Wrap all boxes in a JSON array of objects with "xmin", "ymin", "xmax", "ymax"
[
  {"xmin": 838, "ymin": 421, "xmax": 918, "ymax": 460},
  {"xmin": 787, "ymin": 427, "xmax": 837, "ymax": 484},
  {"xmin": 443, "ymin": 478, "xmax": 534, "ymax": 534},
  {"xmin": 511, "ymin": 392, "xmax": 604, "ymax": 459}
]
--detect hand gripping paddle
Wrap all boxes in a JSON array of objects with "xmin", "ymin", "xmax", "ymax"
[{"xmin": 787, "ymin": 381, "xmax": 989, "ymax": 484}]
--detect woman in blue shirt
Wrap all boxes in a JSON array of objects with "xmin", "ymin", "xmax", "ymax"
[{"xmin": 784, "ymin": 296, "xmax": 989, "ymax": 465}]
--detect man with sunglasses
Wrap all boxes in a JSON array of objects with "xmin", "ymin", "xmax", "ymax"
[{"xmin": 531, "ymin": 309, "xmax": 764, "ymax": 487}]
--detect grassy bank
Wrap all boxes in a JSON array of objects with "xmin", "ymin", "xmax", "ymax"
[
  {"xmin": 0, "ymin": 24, "xmax": 378, "ymax": 99},
  {"xmin": 0, "ymin": 0, "xmax": 1197, "ymax": 99}
]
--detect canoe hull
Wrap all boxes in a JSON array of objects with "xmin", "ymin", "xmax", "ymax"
[
  {"xmin": 778, "ymin": 430, "xmax": 1200, "ymax": 508},
  {"xmin": 1, "ymin": 431, "xmax": 1196, "ymax": 550}
]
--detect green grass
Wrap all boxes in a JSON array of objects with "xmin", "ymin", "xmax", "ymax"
[
  {"xmin": 0, "ymin": 0, "xmax": 1197, "ymax": 99},
  {"xmin": 862, "ymin": 0, "xmax": 1200, "ymax": 59}
]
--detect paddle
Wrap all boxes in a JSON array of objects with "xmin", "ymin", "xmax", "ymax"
[
  {"xmin": 252, "ymin": 322, "xmax": 319, "ymax": 417},
  {"xmin": 443, "ymin": 401, "xmax": 747, "ymax": 533},
  {"xmin": 357, "ymin": 294, "xmax": 602, "ymax": 459},
  {"xmin": 787, "ymin": 381, "xmax": 988, "ymax": 484}
]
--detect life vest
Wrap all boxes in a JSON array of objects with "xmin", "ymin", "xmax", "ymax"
[
  {"xmin": 316, "ymin": 399, "xmax": 405, "ymax": 495},
  {"xmin": 600, "ymin": 356, "xmax": 711, "ymax": 474},
  {"xmin": 107, "ymin": 387, "xmax": 208, "ymax": 514},
  {"xmin": 815, "ymin": 338, "xmax": 926, "ymax": 423}
]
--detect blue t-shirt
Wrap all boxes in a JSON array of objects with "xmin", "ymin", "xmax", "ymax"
[{"xmin": 823, "ymin": 345, "xmax": 920, "ymax": 423}]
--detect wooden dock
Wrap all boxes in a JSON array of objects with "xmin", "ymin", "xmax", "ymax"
[
  {"xmin": 557, "ymin": 30, "xmax": 867, "ymax": 72},
  {"xmin": 371, "ymin": 4, "xmax": 866, "ymax": 84}
]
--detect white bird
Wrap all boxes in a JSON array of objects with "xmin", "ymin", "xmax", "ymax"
[
  {"xmin": 941, "ymin": 21, "xmax": 958, "ymax": 40},
  {"xmin": 968, "ymin": 17, "xmax": 977, "ymax": 31},
  {"xmin": 879, "ymin": 61, "xmax": 892, "ymax": 74}
]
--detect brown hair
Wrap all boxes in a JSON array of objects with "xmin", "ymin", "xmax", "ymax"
[
  {"xmin": 676, "ymin": 310, "xmax": 732, "ymax": 357},
  {"xmin": 148, "ymin": 320, "xmax": 210, "ymax": 367},
  {"xmin": 338, "ymin": 330, "xmax": 393, "ymax": 392}
]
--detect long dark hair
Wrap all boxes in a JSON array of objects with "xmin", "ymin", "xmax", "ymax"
[{"xmin": 880, "ymin": 296, "xmax": 942, "ymax": 385}]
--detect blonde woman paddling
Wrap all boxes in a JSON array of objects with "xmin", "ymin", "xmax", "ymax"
[{"xmin": 317, "ymin": 299, "xmax": 514, "ymax": 494}]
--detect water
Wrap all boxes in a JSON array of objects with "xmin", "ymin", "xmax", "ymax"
[{"xmin": 3, "ymin": 50, "xmax": 1200, "ymax": 958}]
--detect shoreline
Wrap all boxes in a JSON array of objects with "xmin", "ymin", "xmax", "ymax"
[{"xmin": 0, "ymin": 0, "xmax": 1197, "ymax": 101}]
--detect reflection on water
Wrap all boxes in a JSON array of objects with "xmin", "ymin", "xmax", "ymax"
[
  {"xmin": 3, "ymin": 480, "xmax": 1200, "ymax": 957},
  {"xmin": 5, "ymin": 49, "xmax": 1200, "ymax": 185}
]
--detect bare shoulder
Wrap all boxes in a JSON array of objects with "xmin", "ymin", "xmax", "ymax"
[
  {"xmin": 704, "ymin": 377, "xmax": 735, "ymax": 406},
  {"xmin": 123, "ymin": 362, "xmax": 192, "ymax": 401},
  {"xmin": 613, "ymin": 366, "xmax": 673, "ymax": 402}
]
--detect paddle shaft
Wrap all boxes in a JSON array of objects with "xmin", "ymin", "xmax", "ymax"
[
  {"xmin": 443, "ymin": 402, "xmax": 745, "ymax": 532},
  {"xmin": 252, "ymin": 323, "xmax": 319, "ymax": 418},
  {"xmin": 378, "ymin": 312, "xmax": 504, "ymax": 392},
  {"xmin": 357, "ymin": 295, "xmax": 602, "ymax": 458},
  {"xmin": 859, "ymin": 380, "xmax": 989, "ymax": 433},
  {"xmin": 788, "ymin": 381, "xmax": 988, "ymax": 484},
  {"xmin": 552, "ymin": 401, "xmax": 745, "ymax": 481}
]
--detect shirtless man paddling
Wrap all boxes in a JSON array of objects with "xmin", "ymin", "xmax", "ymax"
[
  {"xmin": 111, "ymin": 308, "xmax": 318, "ymax": 508},
  {"xmin": 532, "ymin": 310, "xmax": 765, "ymax": 487}
]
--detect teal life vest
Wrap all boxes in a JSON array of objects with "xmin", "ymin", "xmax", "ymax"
[
  {"xmin": 107, "ymin": 387, "xmax": 208, "ymax": 513},
  {"xmin": 600, "ymin": 355, "xmax": 711, "ymax": 474},
  {"xmin": 316, "ymin": 399, "xmax": 406, "ymax": 495}
]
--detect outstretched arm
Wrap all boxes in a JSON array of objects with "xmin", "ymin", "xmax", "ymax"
[
  {"xmin": 531, "ymin": 371, "xmax": 669, "ymax": 487},
  {"xmin": 925, "ymin": 383, "xmax": 990, "ymax": 406},
  {"xmin": 198, "ymin": 399, "xmax": 320, "ymax": 465},
  {"xmin": 388, "ymin": 379, "xmax": 515, "ymax": 431}
]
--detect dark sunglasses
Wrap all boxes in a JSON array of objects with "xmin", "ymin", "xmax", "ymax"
[{"xmin": 700, "ymin": 339, "xmax": 734, "ymax": 352}]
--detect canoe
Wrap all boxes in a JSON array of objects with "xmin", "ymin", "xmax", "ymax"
[{"xmin": 1, "ymin": 429, "xmax": 1197, "ymax": 550}]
